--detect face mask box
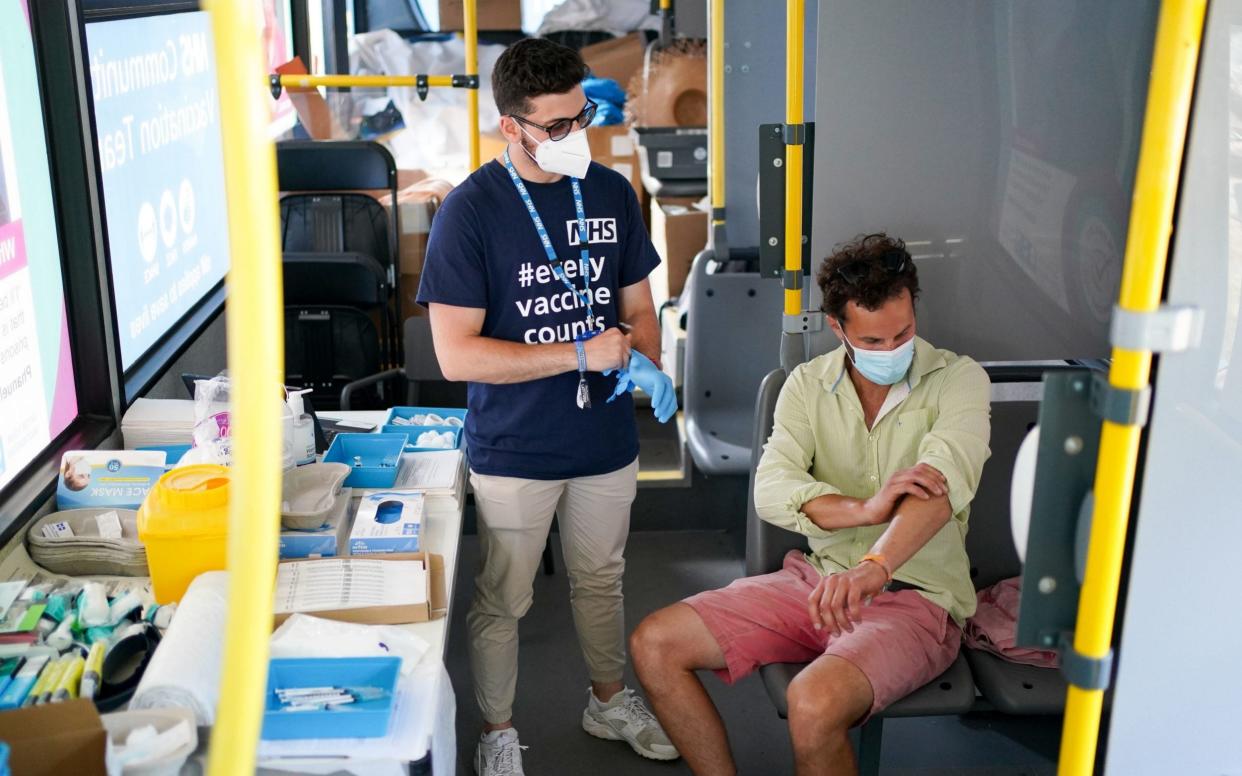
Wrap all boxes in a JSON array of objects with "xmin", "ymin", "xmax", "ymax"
[
  {"xmin": 57, "ymin": 451, "xmax": 166, "ymax": 510},
  {"xmin": 349, "ymin": 492, "xmax": 423, "ymax": 555},
  {"xmin": 279, "ymin": 489, "xmax": 353, "ymax": 560}
]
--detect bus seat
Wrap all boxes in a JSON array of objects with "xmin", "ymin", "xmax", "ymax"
[
  {"xmin": 744, "ymin": 367, "xmax": 974, "ymax": 775},
  {"xmin": 684, "ymin": 250, "xmax": 784, "ymax": 475}
]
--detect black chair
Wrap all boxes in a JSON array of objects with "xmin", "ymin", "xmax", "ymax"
[{"xmin": 277, "ymin": 141, "xmax": 403, "ymax": 408}]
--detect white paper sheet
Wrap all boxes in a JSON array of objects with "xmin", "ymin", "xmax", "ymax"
[{"xmin": 274, "ymin": 559, "xmax": 427, "ymax": 615}]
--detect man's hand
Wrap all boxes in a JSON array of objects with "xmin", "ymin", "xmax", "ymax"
[
  {"xmin": 584, "ymin": 328, "xmax": 632, "ymax": 372},
  {"xmin": 863, "ymin": 463, "xmax": 947, "ymax": 524},
  {"xmin": 806, "ymin": 562, "xmax": 889, "ymax": 636}
]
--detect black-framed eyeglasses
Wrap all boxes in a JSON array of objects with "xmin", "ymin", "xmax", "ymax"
[
  {"xmin": 835, "ymin": 248, "xmax": 911, "ymax": 285},
  {"xmin": 510, "ymin": 100, "xmax": 598, "ymax": 141}
]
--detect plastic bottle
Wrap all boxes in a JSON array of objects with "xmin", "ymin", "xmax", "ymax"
[{"xmin": 288, "ymin": 388, "xmax": 316, "ymax": 466}]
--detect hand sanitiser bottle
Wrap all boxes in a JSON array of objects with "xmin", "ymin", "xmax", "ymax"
[{"xmin": 288, "ymin": 389, "xmax": 316, "ymax": 466}]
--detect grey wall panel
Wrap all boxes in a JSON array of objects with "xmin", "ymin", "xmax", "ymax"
[
  {"xmin": 676, "ymin": 0, "xmax": 707, "ymax": 39},
  {"xmin": 721, "ymin": 0, "xmax": 818, "ymax": 250},
  {"xmin": 811, "ymin": 1, "xmax": 1157, "ymax": 361},
  {"xmin": 141, "ymin": 312, "xmax": 227, "ymax": 400},
  {"xmin": 1105, "ymin": 4, "xmax": 1242, "ymax": 773}
]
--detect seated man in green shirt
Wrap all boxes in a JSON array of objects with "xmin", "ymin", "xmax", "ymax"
[{"xmin": 631, "ymin": 233, "xmax": 991, "ymax": 776}]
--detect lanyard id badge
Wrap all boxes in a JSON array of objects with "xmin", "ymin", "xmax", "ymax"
[{"xmin": 504, "ymin": 150, "xmax": 598, "ymax": 409}]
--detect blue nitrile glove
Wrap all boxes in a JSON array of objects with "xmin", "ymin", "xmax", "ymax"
[{"xmin": 606, "ymin": 351, "xmax": 678, "ymax": 423}]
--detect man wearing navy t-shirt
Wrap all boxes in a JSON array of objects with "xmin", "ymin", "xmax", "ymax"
[{"xmin": 417, "ymin": 38, "xmax": 678, "ymax": 776}]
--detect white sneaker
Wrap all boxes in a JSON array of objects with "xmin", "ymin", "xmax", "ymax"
[
  {"xmin": 582, "ymin": 687, "xmax": 680, "ymax": 761},
  {"xmin": 474, "ymin": 728, "xmax": 526, "ymax": 775}
]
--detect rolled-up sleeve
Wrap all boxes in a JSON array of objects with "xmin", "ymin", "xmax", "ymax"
[
  {"xmin": 917, "ymin": 358, "xmax": 992, "ymax": 519},
  {"xmin": 754, "ymin": 368, "xmax": 842, "ymax": 539}
]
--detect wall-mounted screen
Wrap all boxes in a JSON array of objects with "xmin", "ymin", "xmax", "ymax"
[
  {"xmin": 86, "ymin": 10, "xmax": 231, "ymax": 371},
  {"xmin": 0, "ymin": 1, "xmax": 81, "ymax": 491}
]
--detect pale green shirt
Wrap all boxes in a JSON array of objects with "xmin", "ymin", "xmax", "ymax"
[{"xmin": 754, "ymin": 337, "xmax": 991, "ymax": 624}]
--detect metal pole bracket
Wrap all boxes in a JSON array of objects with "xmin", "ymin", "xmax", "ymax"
[
  {"xmin": 1089, "ymin": 372, "xmax": 1151, "ymax": 427},
  {"xmin": 269, "ymin": 74, "xmax": 283, "ymax": 100},
  {"xmin": 783, "ymin": 123, "xmax": 806, "ymax": 145},
  {"xmin": 1110, "ymin": 304, "xmax": 1203, "ymax": 353},
  {"xmin": 452, "ymin": 74, "xmax": 480, "ymax": 89},
  {"xmin": 416, "ymin": 74, "xmax": 429, "ymax": 101},
  {"xmin": 782, "ymin": 311, "xmax": 823, "ymax": 334},
  {"xmin": 1059, "ymin": 634, "xmax": 1114, "ymax": 691}
]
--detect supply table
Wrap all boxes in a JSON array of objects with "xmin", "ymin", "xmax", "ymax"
[{"xmin": 192, "ymin": 410, "xmax": 466, "ymax": 775}]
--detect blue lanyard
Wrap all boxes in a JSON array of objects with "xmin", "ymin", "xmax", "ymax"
[{"xmin": 502, "ymin": 150, "xmax": 595, "ymax": 327}]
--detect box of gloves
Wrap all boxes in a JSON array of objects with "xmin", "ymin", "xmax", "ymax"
[{"xmin": 349, "ymin": 492, "xmax": 423, "ymax": 555}]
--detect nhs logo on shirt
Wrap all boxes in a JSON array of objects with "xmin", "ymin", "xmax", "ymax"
[{"xmin": 566, "ymin": 218, "xmax": 618, "ymax": 245}]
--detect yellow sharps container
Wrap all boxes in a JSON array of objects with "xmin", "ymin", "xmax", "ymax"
[{"xmin": 138, "ymin": 464, "xmax": 231, "ymax": 604}]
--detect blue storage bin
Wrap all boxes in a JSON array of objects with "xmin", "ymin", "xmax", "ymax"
[
  {"xmin": 323, "ymin": 433, "xmax": 407, "ymax": 488},
  {"xmin": 382, "ymin": 406, "xmax": 468, "ymax": 436},
  {"xmin": 399, "ymin": 425, "xmax": 462, "ymax": 452},
  {"xmin": 261, "ymin": 657, "xmax": 401, "ymax": 740}
]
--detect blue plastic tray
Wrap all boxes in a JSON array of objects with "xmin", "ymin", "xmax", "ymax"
[
  {"xmin": 261, "ymin": 657, "xmax": 401, "ymax": 740},
  {"xmin": 323, "ymin": 433, "xmax": 408, "ymax": 488},
  {"xmin": 397, "ymin": 425, "xmax": 462, "ymax": 453},
  {"xmin": 382, "ymin": 406, "xmax": 467, "ymax": 436}
]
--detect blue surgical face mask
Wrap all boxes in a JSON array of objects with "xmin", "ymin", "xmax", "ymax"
[{"xmin": 842, "ymin": 333, "xmax": 915, "ymax": 386}]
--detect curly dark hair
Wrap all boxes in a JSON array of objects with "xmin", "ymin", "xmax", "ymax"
[
  {"xmin": 492, "ymin": 38, "xmax": 589, "ymax": 117},
  {"xmin": 817, "ymin": 233, "xmax": 920, "ymax": 321}
]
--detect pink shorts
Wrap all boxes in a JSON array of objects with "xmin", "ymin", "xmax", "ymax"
[{"xmin": 684, "ymin": 550, "xmax": 961, "ymax": 718}]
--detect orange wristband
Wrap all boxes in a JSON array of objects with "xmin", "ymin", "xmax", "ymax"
[{"xmin": 859, "ymin": 553, "xmax": 892, "ymax": 582}]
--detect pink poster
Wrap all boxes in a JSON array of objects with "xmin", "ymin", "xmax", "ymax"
[{"xmin": 0, "ymin": 221, "xmax": 27, "ymax": 282}]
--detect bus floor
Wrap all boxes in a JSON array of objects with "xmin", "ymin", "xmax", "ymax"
[{"xmin": 445, "ymin": 528, "xmax": 1063, "ymax": 775}]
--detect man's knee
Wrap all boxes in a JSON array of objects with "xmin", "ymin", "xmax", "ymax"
[
  {"xmin": 786, "ymin": 662, "xmax": 872, "ymax": 735},
  {"xmin": 631, "ymin": 604, "xmax": 703, "ymax": 674}
]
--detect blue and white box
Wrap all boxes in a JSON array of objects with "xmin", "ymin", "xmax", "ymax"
[
  {"xmin": 279, "ymin": 488, "xmax": 354, "ymax": 560},
  {"xmin": 349, "ymin": 492, "xmax": 423, "ymax": 555},
  {"xmin": 57, "ymin": 450, "xmax": 167, "ymax": 510}
]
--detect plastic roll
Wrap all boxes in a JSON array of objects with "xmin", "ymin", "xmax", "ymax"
[{"xmin": 130, "ymin": 572, "xmax": 228, "ymax": 725}]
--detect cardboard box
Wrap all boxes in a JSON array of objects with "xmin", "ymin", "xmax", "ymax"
[
  {"xmin": 587, "ymin": 125, "xmax": 642, "ymax": 198},
  {"xmin": 582, "ymin": 33, "xmax": 647, "ymax": 89},
  {"xmin": 440, "ymin": 0, "xmax": 522, "ymax": 30},
  {"xmin": 649, "ymin": 196, "xmax": 707, "ymax": 303},
  {"xmin": 274, "ymin": 552, "xmax": 447, "ymax": 627},
  {"xmin": 0, "ymin": 699, "xmax": 108, "ymax": 776}
]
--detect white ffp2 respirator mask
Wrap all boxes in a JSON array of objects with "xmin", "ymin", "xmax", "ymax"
[{"xmin": 520, "ymin": 125, "xmax": 592, "ymax": 179}]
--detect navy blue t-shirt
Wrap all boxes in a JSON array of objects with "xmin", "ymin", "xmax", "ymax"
[{"xmin": 416, "ymin": 159, "xmax": 660, "ymax": 480}]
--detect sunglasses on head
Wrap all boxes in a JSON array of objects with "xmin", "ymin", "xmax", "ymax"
[
  {"xmin": 835, "ymin": 247, "xmax": 911, "ymax": 285},
  {"xmin": 510, "ymin": 100, "xmax": 598, "ymax": 141}
]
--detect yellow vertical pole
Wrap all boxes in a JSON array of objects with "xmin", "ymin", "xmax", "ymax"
[
  {"xmin": 465, "ymin": 0, "xmax": 480, "ymax": 169},
  {"xmin": 1058, "ymin": 2, "xmax": 1205, "ymax": 774},
  {"xmin": 203, "ymin": 0, "xmax": 285, "ymax": 774},
  {"xmin": 783, "ymin": 0, "xmax": 805, "ymax": 317},
  {"xmin": 709, "ymin": 0, "xmax": 726, "ymax": 231}
]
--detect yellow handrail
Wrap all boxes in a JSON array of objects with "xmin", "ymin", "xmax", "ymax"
[
  {"xmin": 709, "ymin": 0, "xmax": 725, "ymax": 228},
  {"xmin": 273, "ymin": 74, "xmax": 456, "ymax": 90},
  {"xmin": 204, "ymin": 0, "xmax": 285, "ymax": 773},
  {"xmin": 465, "ymin": 0, "xmax": 480, "ymax": 169},
  {"xmin": 1058, "ymin": 2, "xmax": 1206, "ymax": 774},
  {"xmin": 783, "ymin": 0, "xmax": 805, "ymax": 317}
]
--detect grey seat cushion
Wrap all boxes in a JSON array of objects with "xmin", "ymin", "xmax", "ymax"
[
  {"xmin": 760, "ymin": 652, "xmax": 976, "ymax": 719},
  {"xmin": 963, "ymin": 648, "xmax": 1067, "ymax": 715}
]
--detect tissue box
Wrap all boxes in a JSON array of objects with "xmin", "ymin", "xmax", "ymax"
[
  {"xmin": 279, "ymin": 489, "xmax": 353, "ymax": 560},
  {"xmin": 349, "ymin": 492, "xmax": 423, "ymax": 555}
]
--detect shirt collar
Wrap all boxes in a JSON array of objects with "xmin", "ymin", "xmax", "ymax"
[{"xmin": 816, "ymin": 336, "xmax": 946, "ymax": 394}]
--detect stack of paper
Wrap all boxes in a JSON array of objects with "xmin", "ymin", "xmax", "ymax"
[
  {"xmin": 361, "ymin": 450, "xmax": 466, "ymax": 520},
  {"xmin": 121, "ymin": 399, "xmax": 197, "ymax": 448}
]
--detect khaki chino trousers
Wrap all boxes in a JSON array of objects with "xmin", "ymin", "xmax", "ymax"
[{"xmin": 467, "ymin": 457, "xmax": 639, "ymax": 724}]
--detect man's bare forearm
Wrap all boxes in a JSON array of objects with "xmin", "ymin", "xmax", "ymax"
[
  {"xmin": 441, "ymin": 334, "xmax": 576, "ymax": 384},
  {"xmin": 868, "ymin": 494, "xmax": 953, "ymax": 572},
  {"xmin": 801, "ymin": 494, "xmax": 879, "ymax": 531}
]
